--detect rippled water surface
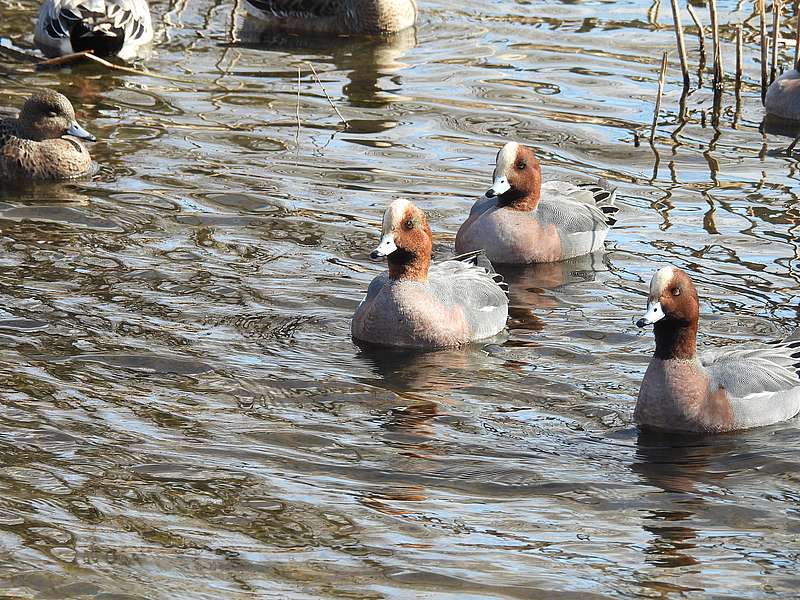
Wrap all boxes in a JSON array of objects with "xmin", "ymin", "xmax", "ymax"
[{"xmin": 1, "ymin": 0, "xmax": 800, "ymax": 597}]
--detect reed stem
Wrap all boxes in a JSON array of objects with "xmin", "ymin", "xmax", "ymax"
[
  {"xmin": 651, "ymin": 51, "xmax": 669, "ymax": 144},
  {"xmin": 759, "ymin": 0, "xmax": 769, "ymax": 102},
  {"xmin": 709, "ymin": 0, "xmax": 723, "ymax": 90},
  {"xmin": 686, "ymin": 3, "xmax": 706, "ymax": 86},
  {"xmin": 670, "ymin": 0, "xmax": 690, "ymax": 88},
  {"xmin": 771, "ymin": 0, "xmax": 782, "ymax": 83}
]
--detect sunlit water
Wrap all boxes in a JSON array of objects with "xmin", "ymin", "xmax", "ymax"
[{"xmin": 0, "ymin": 0, "xmax": 799, "ymax": 597}]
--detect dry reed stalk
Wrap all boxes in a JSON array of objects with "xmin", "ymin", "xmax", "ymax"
[
  {"xmin": 296, "ymin": 65, "xmax": 301, "ymax": 143},
  {"xmin": 686, "ymin": 3, "xmax": 706, "ymax": 86},
  {"xmin": 306, "ymin": 62, "xmax": 349, "ymax": 129},
  {"xmin": 736, "ymin": 24, "xmax": 744, "ymax": 91},
  {"xmin": 795, "ymin": 2, "xmax": 800, "ymax": 69},
  {"xmin": 760, "ymin": 0, "xmax": 769, "ymax": 101},
  {"xmin": 708, "ymin": 0, "xmax": 723, "ymax": 89},
  {"xmin": 670, "ymin": 0, "xmax": 690, "ymax": 87},
  {"xmin": 38, "ymin": 50, "xmax": 194, "ymax": 83},
  {"xmin": 771, "ymin": 0, "xmax": 782, "ymax": 82},
  {"xmin": 650, "ymin": 51, "xmax": 669, "ymax": 144}
]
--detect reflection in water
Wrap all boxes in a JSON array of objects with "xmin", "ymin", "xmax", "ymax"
[
  {"xmin": 2, "ymin": 0, "xmax": 800, "ymax": 596},
  {"xmin": 498, "ymin": 253, "xmax": 608, "ymax": 332},
  {"xmin": 631, "ymin": 429, "xmax": 763, "ymax": 573},
  {"xmin": 354, "ymin": 343, "xmax": 489, "ymax": 395},
  {"xmin": 236, "ymin": 19, "xmax": 416, "ymax": 106}
]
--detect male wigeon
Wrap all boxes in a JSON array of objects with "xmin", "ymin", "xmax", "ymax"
[
  {"xmin": 635, "ymin": 266, "xmax": 800, "ymax": 433},
  {"xmin": 0, "ymin": 90, "xmax": 96, "ymax": 181},
  {"xmin": 35, "ymin": 0, "xmax": 153, "ymax": 60},
  {"xmin": 455, "ymin": 142, "xmax": 618, "ymax": 264},
  {"xmin": 244, "ymin": 0, "xmax": 417, "ymax": 35},
  {"xmin": 352, "ymin": 199, "xmax": 508, "ymax": 349}
]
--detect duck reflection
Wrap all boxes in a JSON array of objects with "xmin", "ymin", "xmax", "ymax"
[
  {"xmin": 354, "ymin": 343, "xmax": 489, "ymax": 395},
  {"xmin": 761, "ymin": 113, "xmax": 800, "ymax": 151},
  {"xmin": 235, "ymin": 20, "xmax": 416, "ymax": 107},
  {"xmin": 497, "ymin": 252, "xmax": 609, "ymax": 332},
  {"xmin": 632, "ymin": 429, "xmax": 743, "ymax": 569}
]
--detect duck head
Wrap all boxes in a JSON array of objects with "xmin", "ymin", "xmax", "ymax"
[
  {"xmin": 486, "ymin": 142, "xmax": 542, "ymax": 210},
  {"xmin": 19, "ymin": 90, "xmax": 96, "ymax": 143},
  {"xmin": 371, "ymin": 199, "xmax": 432, "ymax": 281},
  {"xmin": 637, "ymin": 266, "xmax": 700, "ymax": 360}
]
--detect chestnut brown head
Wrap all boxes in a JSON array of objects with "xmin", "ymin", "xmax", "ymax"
[
  {"xmin": 18, "ymin": 90, "xmax": 95, "ymax": 143},
  {"xmin": 371, "ymin": 199, "xmax": 433, "ymax": 281},
  {"xmin": 485, "ymin": 142, "xmax": 542, "ymax": 209},
  {"xmin": 636, "ymin": 266, "xmax": 700, "ymax": 329}
]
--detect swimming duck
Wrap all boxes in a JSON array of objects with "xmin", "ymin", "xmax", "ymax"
[
  {"xmin": 455, "ymin": 142, "xmax": 618, "ymax": 264},
  {"xmin": 765, "ymin": 65, "xmax": 800, "ymax": 122},
  {"xmin": 243, "ymin": 0, "xmax": 417, "ymax": 35},
  {"xmin": 352, "ymin": 199, "xmax": 508, "ymax": 349},
  {"xmin": 35, "ymin": 0, "xmax": 153, "ymax": 60},
  {"xmin": 0, "ymin": 90, "xmax": 95, "ymax": 181},
  {"xmin": 635, "ymin": 266, "xmax": 800, "ymax": 433}
]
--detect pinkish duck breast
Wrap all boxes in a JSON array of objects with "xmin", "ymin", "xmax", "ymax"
[
  {"xmin": 635, "ymin": 265, "xmax": 800, "ymax": 433},
  {"xmin": 352, "ymin": 199, "xmax": 508, "ymax": 350},
  {"xmin": 455, "ymin": 141, "xmax": 618, "ymax": 264}
]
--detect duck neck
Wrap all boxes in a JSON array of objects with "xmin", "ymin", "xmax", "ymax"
[
  {"xmin": 388, "ymin": 249, "xmax": 429, "ymax": 282},
  {"xmin": 497, "ymin": 188, "xmax": 540, "ymax": 212},
  {"xmin": 653, "ymin": 318, "xmax": 698, "ymax": 360}
]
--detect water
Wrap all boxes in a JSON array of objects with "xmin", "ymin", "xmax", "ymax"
[{"xmin": 0, "ymin": 0, "xmax": 799, "ymax": 597}]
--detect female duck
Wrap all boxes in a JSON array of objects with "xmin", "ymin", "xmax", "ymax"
[
  {"xmin": 35, "ymin": 0, "xmax": 153, "ymax": 60},
  {"xmin": 1, "ymin": 90, "xmax": 96, "ymax": 181},
  {"xmin": 455, "ymin": 142, "xmax": 618, "ymax": 264},
  {"xmin": 636, "ymin": 266, "xmax": 800, "ymax": 433},
  {"xmin": 352, "ymin": 199, "xmax": 508, "ymax": 349},
  {"xmin": 244, "ymin": 0, "xmax": 417, "ymax": 35}
]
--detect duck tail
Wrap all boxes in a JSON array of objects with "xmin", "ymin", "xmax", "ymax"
[
  {"xmin": 451, "ymin": 249, "xmax": 508, "ymax": 295},
  {"xmin": 577, "ymin": 180, "xmax": 619, "ymax": 227}
]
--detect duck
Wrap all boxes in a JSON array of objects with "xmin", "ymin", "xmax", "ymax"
[
  {"xmin": 455, "ymin": 142, "xmax": 618, "ymax": 265},
  {"xmin": 635, "ymin": 265, "xmax": 800, "ymax": 433},
  {"xmin": 352, "ymin": 199, "xmax": 508, "ymax": 349},
  {"xmin": 35, "ymin": 0, "xmax": 153, "ymax": 60},
  {"xmin": 765, "ymin": 64, "xmax": 800, "ymax": 122},
  {"xmin": 243, "ymin": 0, "xmax": 417, "ymax": 35},
  {"xmin": 0, "ymin": 90, "xmax": 96, "ymax": 181}
]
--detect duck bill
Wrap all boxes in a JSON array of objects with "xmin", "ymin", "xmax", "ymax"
[
  {"xmin": 65, "ymin": 121, "xmax": 96, "ymax": 142},
  {"xmin": 370, "ymin": 233, "xmax": 397, "ymax": 260},
  {"xmin": 636, "ymin": 301, "xmax": 665, "ymax": 328},
  {"xmin": 486, "ymin": 176, "xmax": 510, "ymax": 198}
]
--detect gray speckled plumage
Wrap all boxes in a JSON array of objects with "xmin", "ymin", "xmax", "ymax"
[
  {"xmin": 0, "ymin": 91, "xmax": 94, "ymax": 182},
  {"xmin": 637, "ymin": 336, "xmax": 800, "ymax": 432},
  {"xmin": 244, "ymin": 0, "xmax": 417, "ymax": 34},
  {"xmin": 765, "ymin": 69, "xmax": 800, "ymax": 122},
  {"xmin": 456, "ymin": 181, "xmax": 618, "ymax": 264},
  {"xmin": 35, "ymin": 0, "xmax": 153, "ymax": 60},
  {"xmin": 352, "ymin": 253, "xmax": 508, "ymax": 349}
]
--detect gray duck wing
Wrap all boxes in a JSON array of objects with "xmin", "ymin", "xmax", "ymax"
[
  {"xmin": 428, "ymin": 259, "xmax": 508, "ymax": 333},
  {"xmin": 701, "ymin": 336, "xmax": 800, "ymax": 398}
]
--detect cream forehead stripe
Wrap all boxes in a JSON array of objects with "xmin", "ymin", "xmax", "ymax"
[
  {"xmin": 494, "ymin": 142, "xmax": 520, "ymax": 177},
  {"xmin": 649, "ymin": 266, "xmax": 676, "ymax": 296},
  {"xmin": 382, "ymin": 199, "xmax": 414, "ymax": 235}
]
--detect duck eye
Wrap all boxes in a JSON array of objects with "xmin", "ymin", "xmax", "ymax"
[
  {"xmin": 47, "ymin": 111, "xmax": 58, "ymax": 118},
  {"xmin": 672, "ymin": 287, "xmax": 681, "ymax": 296},
  {"xmin": 404, "ymin": 220, "xmax": 414, "ymax": 230},
  {"xmin": 516, "ymin": 160, "xmax": 527, "ymax": 170}
]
